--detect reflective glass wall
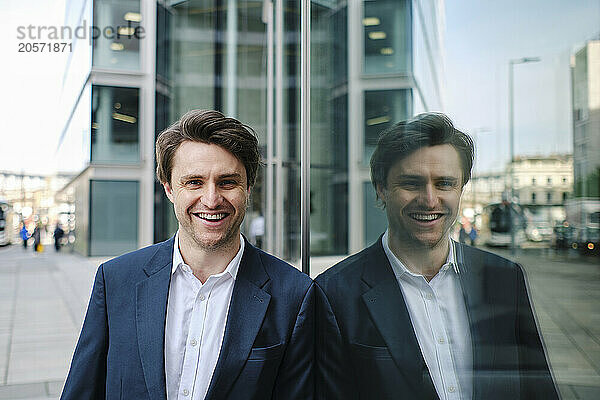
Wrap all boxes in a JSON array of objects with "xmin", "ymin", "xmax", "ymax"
[
  {"xmin": 93, "ymin": 0, "xmax": 142, "ymax": 70},
  {"xmin": 91, "ymin": 85, "xmax": 140, "ymax": 163},
  {"xmin": 155, "ymin": 0, "xmax": 303, "ymax": 262}
]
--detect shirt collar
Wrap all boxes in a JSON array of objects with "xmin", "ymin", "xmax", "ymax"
[
  {"xmin": 172, "ymin": 230, "xmax": 245, "ymax": 280},
  {"xmin": 382, "ymin": 229, "xmax": 460, "ymax": 280}
]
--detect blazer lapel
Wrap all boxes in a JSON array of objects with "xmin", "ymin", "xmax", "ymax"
[
  {"xmin": 205, "ymin": 241, "xmax": 271, "ymax": 400},
  {"xmin": 136, "ymin": 238, "xmax": 174, "ymax": 400},
  {"xmin": 361, "ymin": 240, "xmax": 437, "ymax": 399},
  {"xmin": 455, "ymin": 243, "xmax": 497, "ymax": 400}
]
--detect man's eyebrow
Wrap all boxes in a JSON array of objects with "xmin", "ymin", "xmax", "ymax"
[
  {"xmin": 218, "ymin": 173, "xmax": 243, "ymax": 180},
  {"xmin": 180, "ymin": 174, "xmax": 205, "ymax": 181},
  {"xmin": 179, "ymin": 172, "xmax": 243, "ymax": 181},
  {"xmin": 436, "ymin": 176, "xmax": 459, "ymax": 182},
  {"xmin": 394, "ymin": 174, "xmax": 426, "ymax": 181}
]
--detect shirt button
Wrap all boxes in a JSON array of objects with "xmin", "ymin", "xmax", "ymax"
[
  {"xmin": 199, "ymin": 294, "xmax": 206, "ymax": 301},
  {"xmin": 190, "ymin": 339, "xmax": 197, "ymax": 346},
  {"xmin": 438, "ymin": 337, "xmax": 445, "ymax": 344},
  {"xmin": 448, "ymin": 385, "xmax": 456, "ymax": 393},
  {"xmin": 425, "ymin": 293, "xmax": 433, "ymax": 300},
  {"xmin": 183, "ymin": 389, "xmax": 189, "ymax": 396}
]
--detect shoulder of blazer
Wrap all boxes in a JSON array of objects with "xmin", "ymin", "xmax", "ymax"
[
  {"xmin": 242, "ymin": 241, "xmax": 313, "ymax": 293},
  {"xmin": 456, "ymin": 242, "xmax": 520, "ymax": 273},
  {"xmin": 315, "ymin": 239, "xmax": 384, "ymax": 289},
  {"xmin": 101, "ymin": 236, "xmax": 175, "ymax": 278}
]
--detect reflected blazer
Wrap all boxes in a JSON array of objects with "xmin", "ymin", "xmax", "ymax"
[
  {"xmin": 61, "ymin": 236, "xmax": 314, "ymax": 400},
  {"xmin": 315, "ymin": 238, "xmax": 559, "ymax": 400}
]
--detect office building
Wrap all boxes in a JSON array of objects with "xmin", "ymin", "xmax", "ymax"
[{"xmin": 57, "ymin": 0, "xmax": 445, "ymax": 260}]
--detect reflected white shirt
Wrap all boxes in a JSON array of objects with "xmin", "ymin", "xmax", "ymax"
[
  {"xmin": 164, "ymin": 232, "xmax": 244, "ymax": 400},
  {"xmin": 382, "ymin": 231, "xmax": 472, "ymax": 400}
]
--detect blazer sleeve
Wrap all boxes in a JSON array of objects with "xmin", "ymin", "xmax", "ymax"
[
  {"xmin": 61, "ymin": 265, "xmax": 109, "ymax": 400},
  {"xmin": 314, "ymin": 283, "xmax": 357, "ymax": 400},
  {"xmin": 272, "ymin": 282, "xmax": 315, "ymax": 399},
  {"xmin": 515, "ymin": 265, "xmax": 559, "ymax": 399}
]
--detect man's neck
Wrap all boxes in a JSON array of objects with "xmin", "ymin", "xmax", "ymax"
[
  {"xmin": 387, "ymin": 231, "xmax": 450, "ymax": 282},
  {"xmin": 178, "ymin": 232, "xmax": 241, "ymax": 283}
]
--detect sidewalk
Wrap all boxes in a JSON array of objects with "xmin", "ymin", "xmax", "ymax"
[
  {"xmin": 0, "ymin": 245, "xmax": 104, "ymax": 400},
  {"xmin": 1, "ymin": 243, "xmax": 599, "ymax": 399}
]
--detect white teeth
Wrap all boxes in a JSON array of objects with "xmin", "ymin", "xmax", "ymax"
[
  {"xmin": 197, "ymin": 213, "xmax": 226, "ymax": 221},
  {"xmin": 410, "ymin": 213, "xmax": 441, "ymax": 221}
]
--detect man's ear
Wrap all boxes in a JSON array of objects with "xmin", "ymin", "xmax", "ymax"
[{"xmin": 163, "ymin": 182, "xmax": 174, "ymax": 203}]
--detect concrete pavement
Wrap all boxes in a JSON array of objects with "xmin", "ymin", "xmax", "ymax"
[
  {"xmin": 0, "ymin": 243, "xmax": 599, "ymax": 399},
  {"xmin": 0, "ymin": 245, "xmax": 103, "ymax": 400}
]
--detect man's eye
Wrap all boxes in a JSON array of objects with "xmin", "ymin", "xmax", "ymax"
[
  {"xmin": 220, "ymin": 180, "xmax": 237, "ymax": 187},
  {"xmin": 437, "ymin": 181, "xmax": 455, "ymax": 189},
  {"xmin": 187, "ymin": 180, "xmax": 202, "ymax": 186}
]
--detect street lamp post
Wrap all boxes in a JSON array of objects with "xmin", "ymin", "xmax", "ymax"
[{"xmin": 508, "ymin": 57, "xmax": 540, "ymax": 253}]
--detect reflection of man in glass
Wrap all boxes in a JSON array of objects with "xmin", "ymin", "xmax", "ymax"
[
  {"xmin": 315, "ymin": 113, "xmax": 558, "ymax": 399},
  {"xmin": 62, "ymin": 110, "xmax": 314, "ymax": 400}
]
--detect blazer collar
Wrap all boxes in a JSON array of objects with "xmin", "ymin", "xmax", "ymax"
[
  {"xmin": 205, "ymin": 238, "xmax": 271, "ymax": 400},
  {"xmin": 360, "ymin": 237, "xmax": 438, "ymax": 399},
  {"xmin": 137, "ymin": 237, "xmax": 175, "ymax": 400}
]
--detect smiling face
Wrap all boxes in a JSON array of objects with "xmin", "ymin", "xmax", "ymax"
[
  {"xmin": 163, "ymin": 141, "xmax": 250, "ymax": 252},
  {"xmin": 376, "ymin": 144, "xmax": 464, "ymax": 251}
]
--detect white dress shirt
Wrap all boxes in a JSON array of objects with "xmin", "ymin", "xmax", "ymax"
[
  {"xmin": 382, "ymin": 231, "xmax": 473, "ymax": 400},
  {"xmin": 165, "ymin": 232, "xmax": 244, "ymax": 400}
]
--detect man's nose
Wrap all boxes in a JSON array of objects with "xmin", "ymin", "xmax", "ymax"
[
  {"xmin": 419, "ymin": 184, "xmax": 439, "ymax": 209},
  {"xmin": 201, "ymin": 184, "xmax": 223, "ymax": 208}
]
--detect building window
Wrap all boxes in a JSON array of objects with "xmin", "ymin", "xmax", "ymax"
[
  {"xmin": 547, "ymin": 192, "xmax": 552, "ymax": 203},
  {"xmin": 532, "ymin": 177, "xmax": 536, "ymax": 185},
  {"xmin": 89, "ymin": 180, "xmax": 138, "ymax": 256},
  {"xmin": 364, "ymin": 89, "xmax": 411, "ymax": 163},
  {"xmin": 93, "ymin": 0, "xmax": 141, "ymax": 71},
  {"xmin": 531, "ymin": 192, "xmax": 536, "ymax": 203},
  {"xmin": 562, "ymin": 176, "xmax": 567, "ymax": 183},
  {"xmin": 363, "ymin": 0, "xmax": 411, "ymax": 75},
  {"xmin": 91, "ymin": 85, "xmax": 140, "ymax": 164},
  {"xmin": 562, "ymin": 192, "xmax": 568, "ymax": 202},
  {"xmin": 547, "ymin": 177, "xmax": 552, "ymax": 185}
]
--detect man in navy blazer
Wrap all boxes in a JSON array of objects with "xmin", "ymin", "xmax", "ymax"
[
  {"xmin": 62, "ymin": 110, "xmax": 314, "ymax": 400},
  {"xmin": 315, "ymin": 113, "xmax": 558, "ymax": 399}
]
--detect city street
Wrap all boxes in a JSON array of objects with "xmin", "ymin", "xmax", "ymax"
[{"xmin": 0, "ymin": 244, "xmax": 599, "ymax": 399}]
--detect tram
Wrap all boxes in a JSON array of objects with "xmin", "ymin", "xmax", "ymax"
[{"xmin": 480, "ymin": 202, "xmax": 527, "ymax": 247}]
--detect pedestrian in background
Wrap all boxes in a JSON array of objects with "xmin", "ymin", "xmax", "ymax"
[
  {"xmin": 54, "ymin": 223, "xmax": 64, "ymax": 252},
  {"xmin": 20, "ymin": 223, "xmax": 29, "ymax": 250},
  {"xmin": 32, "ymin": 223, "xmax": 42, "ymax": 252}
]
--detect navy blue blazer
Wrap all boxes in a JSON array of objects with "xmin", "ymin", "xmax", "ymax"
[
  {"xmin": 315, "ymin": 238, "xmax": 559, "ymax": 400},
  {"xmin": 61, "ymin": 237, "xmax": 314, "ymax": 400}
]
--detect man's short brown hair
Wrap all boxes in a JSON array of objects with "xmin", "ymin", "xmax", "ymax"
[{"xmin": 155, "ymin": 109, "xmax": 261, "ymax": 188}]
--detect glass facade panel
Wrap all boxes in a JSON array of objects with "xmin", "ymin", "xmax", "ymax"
[
  {"xmin": 363, "ymin": 181, "xmax": 387, "ymax": 246},
  {"xmin": 363, "ymin": 0, "xmax": 411, "ymax": 75},
  {"xmin": 364, "ymin": 89, "xmax": 412, "ymax": 163},
  {"xmin": 91, "ymin": 85, "xmax": 140, "ymax": 164},
  {"xmin": 155, "ymin": 0, "xmax": 302, "ymax": 262},
  {"xmin": 310, "ymin": 2, "xmax": 348, "ymax": 256},
  {"xmin": 89, "ymin": 180, "xmax": 139, "ymax": 256},
  {"xmin": 93, "ymin": 0, "xmax": 142, "ymax": 71}
]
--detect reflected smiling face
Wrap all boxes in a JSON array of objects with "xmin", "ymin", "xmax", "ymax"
[
  {"xmin": 376, "ymin": 144, "xmax": 464, "ymax": 250},
  {"xmin": 163, "ymin": 141, "xmax": 250, "ymax": 251}
]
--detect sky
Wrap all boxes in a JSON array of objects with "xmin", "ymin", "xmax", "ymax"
[
  {"xmin": 0, "ymin": 0, "xmax": 598, "ymax": 176},
  {"xmin": 444, "ymin": 0, "xmax": 600, "ymax": 173}
]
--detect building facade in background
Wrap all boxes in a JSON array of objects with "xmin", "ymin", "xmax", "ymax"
[
  {"xmin": 463, "ymin": 154, "xmax": 573, "ymax": 225},
  {"xmin": 571, "ymin": 38, "xmax": 600, "ymax": 199},
  {"xmin": 56, "ymin": 0, "xmax": 444, "ymax": 260}
]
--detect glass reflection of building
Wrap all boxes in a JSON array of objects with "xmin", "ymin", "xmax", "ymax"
[{"xmin": 57, "ymin": 0, "xmax": 444, "ymax": 265}]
